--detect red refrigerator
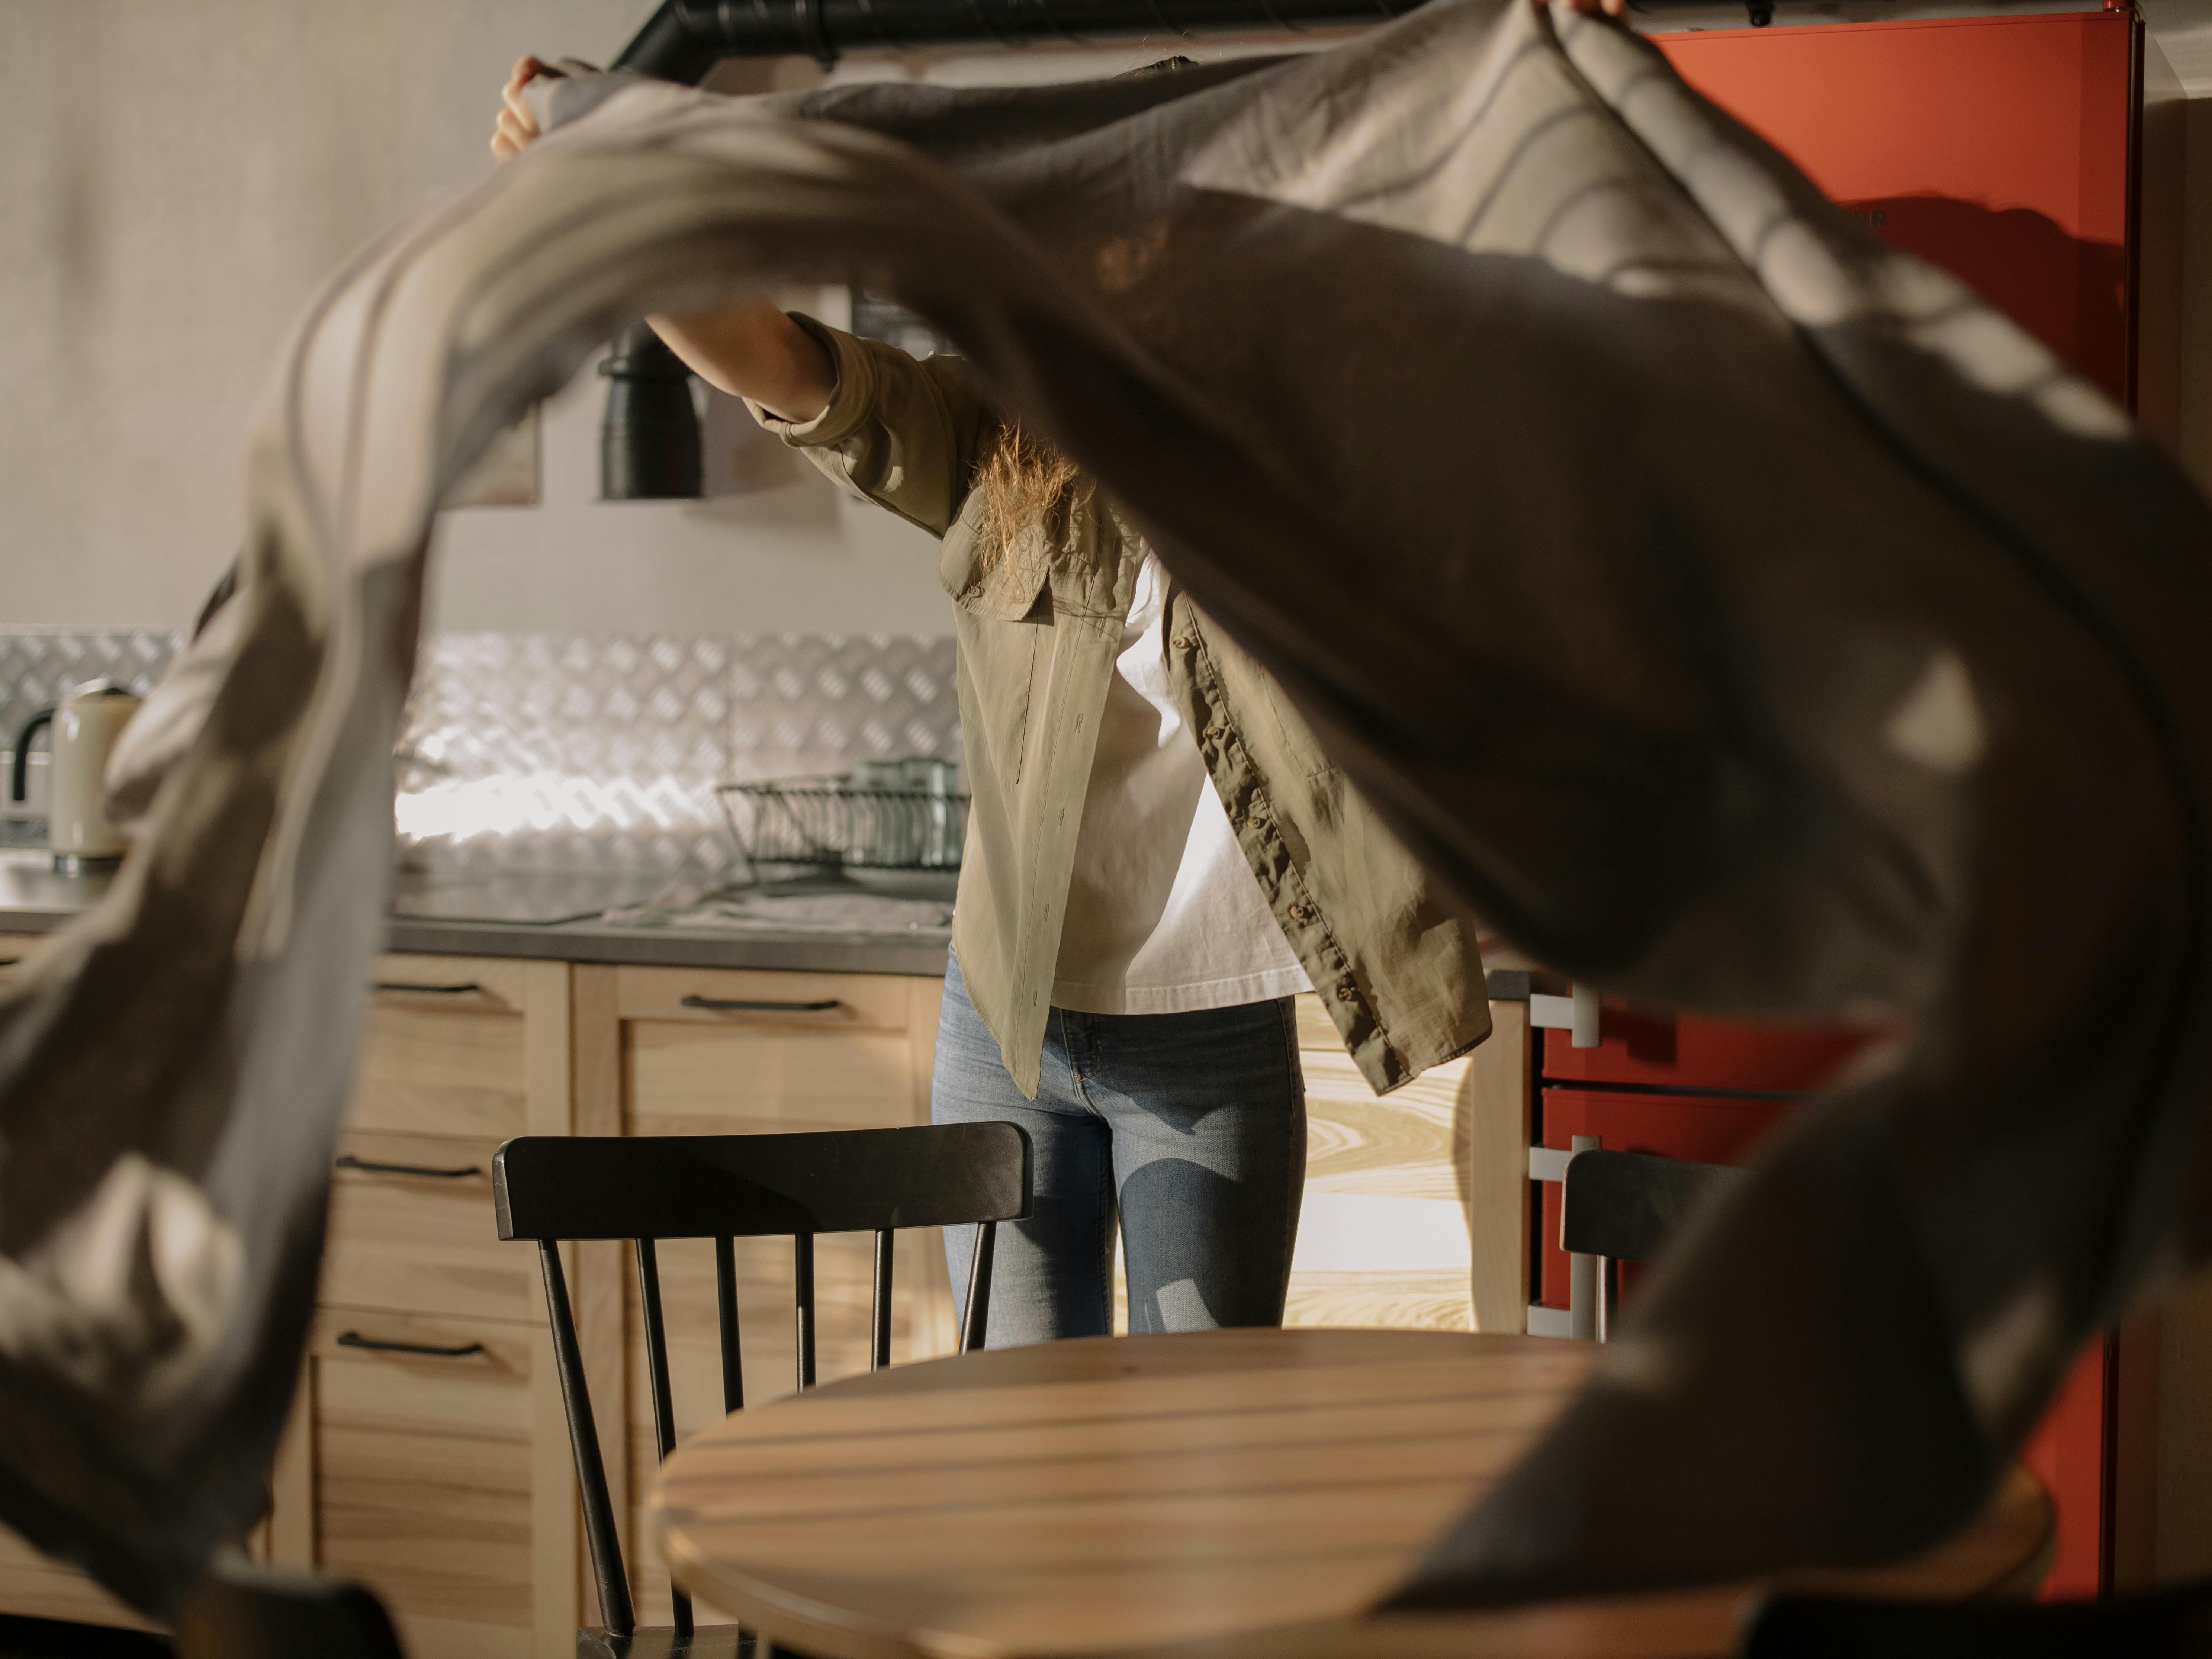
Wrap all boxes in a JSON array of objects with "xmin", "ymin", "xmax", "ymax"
[{"xmin": 1531, "ymin": 3, "xmax": 2184, "ymax": 1601}]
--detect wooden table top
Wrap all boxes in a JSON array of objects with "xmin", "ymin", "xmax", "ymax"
[{"xmin": 652, "ymin": 1328, "xmax": 2051, "ymax": 1659}]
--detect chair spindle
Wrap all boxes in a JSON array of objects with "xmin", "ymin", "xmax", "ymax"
[
  {"xmin": 871, "ymin": 1230, "xmax": 894, "ymax": 1372},
  {"xmin": 795, "ymin": 1232, "xmax": 817, "ymax": 1390},
  {"xmin": 537, "ymin": 1241, "xmax": 636, "ymax": 1638},
  {"xmin": 634, "ymin": 1238, "xmax": 693, "ymax": 1638},
  {"xmin": 961, "ymin": 1220, "xmax": 996, "ymax": 1352},
  {"xmin": 714, "ymin": 1235, "xmax": 744, "ymax": 1413}
]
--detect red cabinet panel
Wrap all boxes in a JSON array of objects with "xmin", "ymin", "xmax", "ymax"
[
  {"xmin": 1656, "ymin": 12, "xmax": 2138, "ymax": 403},
  {"xmin": 1551, "ymin": 23, "xmax": 2152, "ymax": 1590},
  {"xmin": 1541, "ymin": 1003, "xmax": 1884, "ymax": 1093},
  {"xmin": 2023, "ymin": 1345, "xmax": 2112, "ymax": 1601}
]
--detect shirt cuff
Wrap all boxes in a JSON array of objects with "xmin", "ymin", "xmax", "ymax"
[{"xmin": 745, "ymin": 314, "xmax": 879, "ymax": 450}]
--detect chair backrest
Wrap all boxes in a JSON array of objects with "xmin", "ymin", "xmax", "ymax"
[
  {"xmin": 1560, "ymin": 1148, "xmax": 1742, "ymax": 1264},
  {"xmin": 493, "ymin": 1121, "xmax": 1032, "ymax": 1644},
  {"xmin": 175, "ymin": 1558, "xmax": 405, "ymax": 1659}
]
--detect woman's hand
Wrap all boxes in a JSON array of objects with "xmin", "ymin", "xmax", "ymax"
[
  {"xmin": 481, "ymin": 49, "xmax": 831, "ymax": 419},
  {"xmin": 491, "ymin": 55, "xmax": 547, "ymax": 160}
]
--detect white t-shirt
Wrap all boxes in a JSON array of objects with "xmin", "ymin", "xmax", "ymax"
[{"xmin": 1050, "ymin": 554, "xmax": 1314, "ymax": 1015}]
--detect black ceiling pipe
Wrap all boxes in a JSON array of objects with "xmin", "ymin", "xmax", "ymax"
[
  {"xmin": 607, "ymin": 0, "xmax": 1846, "ymax": 74},
  {"xmin": 614, "ymin": 0, "xmax": 1426, "ymax": 75}
]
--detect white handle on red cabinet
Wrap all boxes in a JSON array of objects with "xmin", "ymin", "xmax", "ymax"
[{"xmin": 1528, "ymin": 984, "xmax": 1602, "ymax": 1048}]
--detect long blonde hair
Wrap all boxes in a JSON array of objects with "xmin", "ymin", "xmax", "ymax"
[{"xmin": 972, "ymin": 415, "xmax": 1091, "ymax": 573}]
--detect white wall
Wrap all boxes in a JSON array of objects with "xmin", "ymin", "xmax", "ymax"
[{"xmin": 0, "ymin": 1, "xmax": 1298, "ymax": 637}]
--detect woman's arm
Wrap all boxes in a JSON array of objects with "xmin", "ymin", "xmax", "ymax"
[
  {"xmin": 650, "ymin": 300, "xmax": 835, "ymax": 422},
  {"xmin": 488, "ymin": 56, "xmax": 835, "ymax": 422}
]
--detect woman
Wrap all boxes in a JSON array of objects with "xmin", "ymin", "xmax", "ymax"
[{"xmin": 493, "ymin": 61, "xmax": 1491, "ymax": 1343}]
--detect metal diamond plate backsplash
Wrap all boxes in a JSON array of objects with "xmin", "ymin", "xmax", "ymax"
[
  {"xmin": 0, "ymin": 629, "xmax": 958, "ymax": 878},
  {"xmin": 0, "ymin": 629, "xmax": 183, "ymax": 743},
  {"xmin": 395, "ymin": 633, "xmax": 961, "ymax": 880}
]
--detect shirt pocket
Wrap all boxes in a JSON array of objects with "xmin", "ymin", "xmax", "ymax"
[
  {"xmin": 958, "ymin": 615, "xmax": 1047, "ymax": 789},
  {"xmin": 941, "ymin": 498, "xmax": 1056, "ymax": 790},
  {"xmin": 938, "ymin": 495, "xmax": 1054, "ymax": 621}
]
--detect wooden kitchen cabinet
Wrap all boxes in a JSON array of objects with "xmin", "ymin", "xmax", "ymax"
[
  {"xmin": 296, "ymin": 1311, "xmax": 560, "ymax": 1659},
  {"xmin": 269, "ymin": 954, "xmax": 578, "ymax": 1659}
]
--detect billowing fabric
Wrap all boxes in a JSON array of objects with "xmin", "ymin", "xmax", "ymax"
[
  {"xmin": 757, "ymin": 316, "xmax": 1483, "ymax": 1094},
  {"xmin": 2, "ymin": 0, "xmax": 2209, "ymax": 1615}
]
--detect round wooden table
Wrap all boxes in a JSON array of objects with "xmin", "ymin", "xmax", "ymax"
[{"xmin": 651, "ymin": 1328, "xmax": 2051, "ymax": 1659}]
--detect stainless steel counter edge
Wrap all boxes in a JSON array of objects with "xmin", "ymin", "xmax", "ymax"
[{"xmin": 0, "ymin": 902, "xmax": 951, "ymax": 978}]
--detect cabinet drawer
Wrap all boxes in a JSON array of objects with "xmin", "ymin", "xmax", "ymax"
[
  {"xmin": 620, "ymin": 968, "xmax": 927, "ymax": 1140},
  {"xmin": 614, "ymin": 967, "xmax": 915, "ymax": 1032},
  {"xmin": 625, "ymin": 1022, "xmax": 919, "ymax": 1136},
  {"xmin": 1540, "ymin": 1000, "xmax": 1883, "ymax": 1093},
  {"xmin": 322, "ymin": 1132, "xmax": 530, "ymax": 1325},
  {"xmin": 351, "ymin": 957, "xmax": 531, "ymax": 1140},
  {"xmin": 307, "ymin": 1313, "xmax": 538, "ymax": 1659}
]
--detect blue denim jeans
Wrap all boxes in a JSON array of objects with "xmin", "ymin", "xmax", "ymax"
[{"xmin": 933, "ymin": 951, "xmax": 1306, "ymax": 1345}]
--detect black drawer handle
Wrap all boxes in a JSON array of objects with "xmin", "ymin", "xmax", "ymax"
[
  {"xmin": 681, "ymin": 995, "xmax": 843, "ymax": 1014},
  {"xmin": 334, "ymin": 1154, "xmax": 482, "ymax": 1181},
  {"xmin": 373, "ymin": 980, "xmax": 483, "ymax": 996},
  {"xmin": 335, "ymin": 1331, "xmax": 485, "ymax": 1359}
]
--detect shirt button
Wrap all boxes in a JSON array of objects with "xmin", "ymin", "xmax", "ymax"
[
  {"xmin": 1204, "ymin": 724, "xmax": 1226, "ymax": 740},
  {"xmin": 1289, "ymin": 903, "xmax": 1312, "ymax": 921},
  {"xmin": 1171, "ymin": 635, "xmax": 1190, "ymax": 649},
  {"xmin": 1335, "ymin": 984, "xmax": 1359, "ymax": 1003}
]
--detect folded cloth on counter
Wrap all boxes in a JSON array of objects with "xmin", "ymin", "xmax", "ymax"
[{"xmin": 5, "ymin": 0, "xmax": 2211, "ymax": 1614}]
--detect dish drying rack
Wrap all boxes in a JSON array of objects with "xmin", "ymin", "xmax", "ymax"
[{"xmin": 716, "ymin": 777, "xmax": 968, "ymax": 880}]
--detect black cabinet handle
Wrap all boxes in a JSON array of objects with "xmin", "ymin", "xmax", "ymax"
[
  {"xmin": 680, "ymin": 994, "xmax": 842, "ymax": 1013},
  {"xmin": 334, "ymin": 1154, "xmax": 482, "ymax": 1181},
  {"xmin": 373, "ymin": 980, "xmax": 483, "ymax": 996},
  {"xmin": 335, "ymin": 1331, "xmax": 485, "ymax": 1359}
]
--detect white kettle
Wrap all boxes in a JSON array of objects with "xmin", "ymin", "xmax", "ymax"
[{"xmin": 10, "ymin": 680, "xmax": 142, "ymax": 871}]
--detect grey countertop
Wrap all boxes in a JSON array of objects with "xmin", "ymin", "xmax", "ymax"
[{"xmin": 0, "ymin": 852, "xmax": 954, "ymax": 978}]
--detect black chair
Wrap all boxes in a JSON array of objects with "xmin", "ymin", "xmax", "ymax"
[
  {"xmin": 1743, "ymin": 1579, "xmax": 2212, "ymax": 1656},
  {"xmin": 174, "ymin": 1556, "xmax": 405, "ymax": 1659},
  {"xmin": 495, "ymin": 1122, "xmax": 1032, "ymax": 1658},
  {"xmin": 1559, "ymin": 1147, "xmax": 1743, "ymax": 1341}
]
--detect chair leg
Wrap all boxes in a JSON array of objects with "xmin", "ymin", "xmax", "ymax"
[
  {"xmin": 871, "ymin": 1229, "xmax": 894, "ymax": 1372},
  {"xmin": 538, "ymin": 1242, "xmax": 636, "ymax": 1638},
  {"xmin": 794, "ymin": 1232, "xmax": 817, "ymax": 1391}
]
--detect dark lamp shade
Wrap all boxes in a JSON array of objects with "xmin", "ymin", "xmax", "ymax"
[{"xmin": 599, "ymin": 323, "xmax": 703, "ymax": 501}]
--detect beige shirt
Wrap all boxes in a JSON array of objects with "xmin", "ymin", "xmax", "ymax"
[{"xmin": 753, "ymin": 317, "xmax": 1490, "ymax": 1098}]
